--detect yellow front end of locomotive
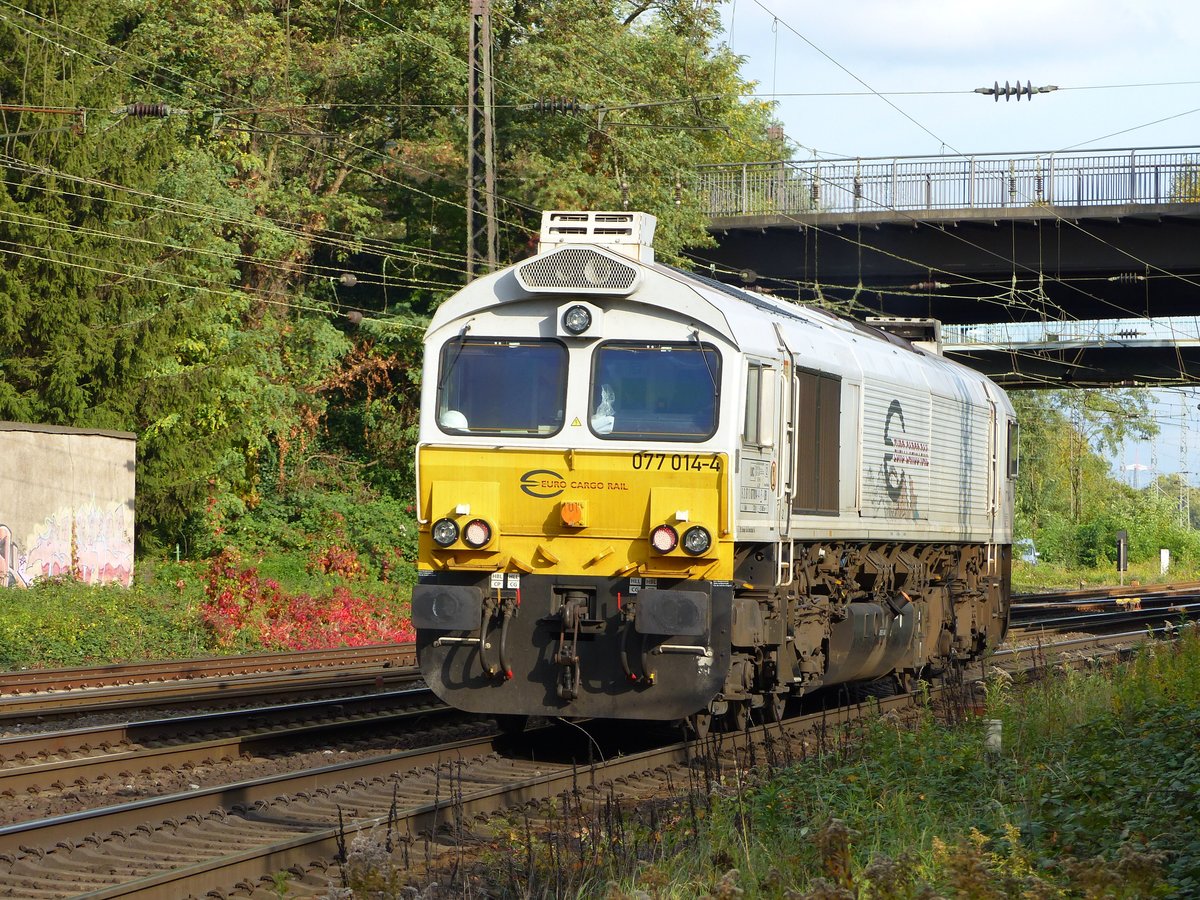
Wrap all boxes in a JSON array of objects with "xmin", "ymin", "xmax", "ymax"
[{"xmin": 417, "ymin": 446, "xmax": 733, "ymax": 580}]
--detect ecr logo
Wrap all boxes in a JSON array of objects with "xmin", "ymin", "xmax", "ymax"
[{"xmin": 520, "ymin": 469, "xmax": 566, "ymax": 499}]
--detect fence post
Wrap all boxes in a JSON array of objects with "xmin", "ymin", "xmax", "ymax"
[
  {"xmin": 890, "ymin": 159, "xmax": 897, "ymax": 209},
  {"xmin": 1047, "ymin": 155, "xmax": 1054, "ymax": 205},
  {"xmin": 1129, "ymin": 150, "xmax": 1137, "ymax": 203},
  {"xmin": 968, "ymin": 158, "xmax": 976, "ymax": 208},
  {"xmin": 740, "ymin": 164, "xmax": 748, "ymax": 215}
]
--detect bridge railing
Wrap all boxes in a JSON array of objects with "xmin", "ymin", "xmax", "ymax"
[
  {"xmin": 697, "ymin": 147, "xmax": 1200, "ymax": 217},
  {"xmin": 942, "ymin": 317, "xmax": 1200, "ymax": 348}
]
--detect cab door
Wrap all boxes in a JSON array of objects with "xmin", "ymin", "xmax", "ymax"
[{"xmin": 739, "ymin": 359, "xmax": 780, "ymax": 532}]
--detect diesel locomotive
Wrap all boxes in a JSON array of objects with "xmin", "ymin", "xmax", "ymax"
[{"xmin": 413, "ymin": 210, "xmax": 1015, "ymax": 735}]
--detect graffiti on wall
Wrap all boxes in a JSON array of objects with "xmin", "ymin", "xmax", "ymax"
[
  {"xmin": 0, "ymin": 525, "xmax": 30, "ymax": 588},
  {"xmin": 0, "ymin": 502, "xmax": 134, "ymax": 588}
]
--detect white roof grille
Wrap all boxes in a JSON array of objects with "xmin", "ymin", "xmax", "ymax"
[
  {"xmin": 516, "ymin": 246, "xmax": 640, "ymax": 295},
  {"xmin": 537, "ymin": 210, "xmax": 656, "ymax": 263}
]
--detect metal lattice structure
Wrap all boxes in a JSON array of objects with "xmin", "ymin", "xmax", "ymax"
[{"xmin": 466, "ymin": 0, "xmax": 497, "ymax": 279}]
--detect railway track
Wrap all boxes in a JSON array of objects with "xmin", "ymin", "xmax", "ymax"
[
  {"xmin": 0, "ymin": 626, "xmax": 1163, "ymax": 899},
  {"xmin": 1013, "ymin": 579, "xmax": 1200, "ymax": 606},
  {"xmin": 0, "ymin": 646, "xmax": 418, "ymax": 723},
  {"xmin": 1, "ymin": 645, "xmax": 416, "ymax": 694},
  {"xmin": 1010, "ymin": 582, "xmax": 1200, "ymax": 636},
  {"xmin": 0, "ymin": 696, "xmax": 914, "ymax": 897},
  {"xmin": 0, "ymin": 687, "xmax": 453, "ymax": 805},
  {"xmin": 0, "ymin": 590, "xmax": 1184, "ymax": 896}
]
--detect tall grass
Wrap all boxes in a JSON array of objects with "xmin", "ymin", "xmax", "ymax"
[{"xmin": 396, "ymin": 629, "xmax": 1199, "ymax": 898}]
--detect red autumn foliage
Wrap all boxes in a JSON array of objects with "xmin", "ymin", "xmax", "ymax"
[
  {"xmin": 199, "ymin": 551, "xmax": 414, "ymax": 651},
  {"xmin": 308, "ymin": 543, "xmax": 366, "ymax": 580}
]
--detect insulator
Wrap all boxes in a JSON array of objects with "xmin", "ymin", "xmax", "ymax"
[
  {"xmin": 535, "ymin": 97, "xmax": 579, "ymax": 113},
  {"xmin": 125, "ymin": 102, "xmax": 171, "ymax": 117},
  {"xmin": 978, "ymin": 80, "xmax": 1054, "ymax": 101}
]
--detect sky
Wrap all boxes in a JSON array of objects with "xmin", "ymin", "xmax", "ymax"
[
  {"xmin": 717, "ymin": 1, "xmax": 1200, "ymax": 483},
  {"xmin": 719, "ymin": 0, "xmax": 1200, "ymax": 159}
]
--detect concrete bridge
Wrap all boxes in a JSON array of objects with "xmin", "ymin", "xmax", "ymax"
[{"xmin": 691, "ymin": 146, "xmax": 1200, "ymax": 387}]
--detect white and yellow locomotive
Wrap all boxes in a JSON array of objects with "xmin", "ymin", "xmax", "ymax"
[{"xmin": 413, "ymin": 211, "xmax": 1014, "ymax": 733}]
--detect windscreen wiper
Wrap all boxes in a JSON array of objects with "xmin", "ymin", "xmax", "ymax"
[{"xmin": 436, "ymin": 322, "xmax": 473, "ymax": 391}]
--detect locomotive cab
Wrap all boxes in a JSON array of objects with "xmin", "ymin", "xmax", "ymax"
[{"xmin": 413, "ymin": 210, "xmax": 1014, "ymax": 733}]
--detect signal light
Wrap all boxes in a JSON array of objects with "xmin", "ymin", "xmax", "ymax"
[
  {"xmin": 682, "ymin": 526, "xmax": 712, "ymax": 556},
  {"xmin": 431, "ymin": 518, "xmax": 459, "ymax": 547},
  {"xmin": 462, "ymin": 518, "xmax": 492, "ymax": 548},
  {"xmin": 650, "ymin": 524, "xmax": 678, "ymax": 553},
  {"xmin": 561, "ymin": 304, "xmax": 592, "ymax": 335}
]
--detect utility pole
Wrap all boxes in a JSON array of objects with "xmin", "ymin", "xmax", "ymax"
[
  {"xmin": 466, "ymin": 0, "xmax": 497, "ymax": 279},
  {"xmin": 1180, "ymin": 391, "xmax": 1192, "ymax": 529}
]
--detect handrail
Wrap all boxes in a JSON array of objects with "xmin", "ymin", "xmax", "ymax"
[{"xmin": 697, "ymin": 146, "xmax": 1200, "ymax": 218}]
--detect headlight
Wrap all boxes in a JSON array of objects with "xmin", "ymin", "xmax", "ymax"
[
  {"xmin": 431, "ymin": 518, "xmax": 459, "ymax": 547},
  {"xmin": 561, "ymin": 304, "xmax": 592, "ymax": 335},
  {"xmin": 650, "ymin": 524, "xmax": 678, "ymax": 553},
  {"xmin": 682, "ymin": 526, "xmax": 712, "ymax": 555},
  {"xmin": 462, "ymin": 518, "xmax": 492, "ymax": 548}
]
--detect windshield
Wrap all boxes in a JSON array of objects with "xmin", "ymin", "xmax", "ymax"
[
  {"xmin": 437, "ymin": 339, "xmax": 567, "ymax": 436},
  {"xmin": 590, "ymin": 342, "xmax": 720, "ymax": 440}
]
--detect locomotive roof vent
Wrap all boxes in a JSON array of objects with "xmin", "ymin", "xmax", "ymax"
[
  {"xmin": 516, "ymin": 244, "xmax": 641, "ymax": 296},
  {"xmin": 866, "ymin": 316, "xmax": 943, "ymax": 355},
  {"xmin": 536, "ymin": 210, "xmax": 656, "ymax": 263}
]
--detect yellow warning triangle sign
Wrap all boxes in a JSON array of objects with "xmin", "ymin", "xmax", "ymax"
[{"xmin": 571, "ymin": 417, "xmax": 582, "ymax": 426}]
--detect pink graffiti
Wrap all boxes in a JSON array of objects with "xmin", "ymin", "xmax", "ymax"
[{"xmin": 6, "ymin": 504, "xmax": 134, "ymax": 588}]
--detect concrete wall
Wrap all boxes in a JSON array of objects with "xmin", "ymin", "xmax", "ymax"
[{"xmin": 0, "ymin": 422, "xmax": 136, "ymax": 588}]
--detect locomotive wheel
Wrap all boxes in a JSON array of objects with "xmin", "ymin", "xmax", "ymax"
[
  {"xmin": 852, "ymin": 675, "xmax": 899, "ymax": 702},
  {"xmin": 687, "ymin": 711, "xmax": 713, "ymax": 739},
  {"xmin": 495, "ymin": 714, "xmax": 529, "ymax": 736},
  {"xmin": 728, "ymin": 701, "xmax": 750, "ymax": 732},
  {"xmin": 765, "ymin": 691, "xmax": 787, "ymax": 723}
]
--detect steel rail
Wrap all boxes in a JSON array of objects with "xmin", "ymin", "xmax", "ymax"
[
  {"xmin": 0, "ymin": 687, "xmax": 447, "ymax": 797},
  {"xmin": 1012, "ymin": 580, "xmax": 1200, "ymax": 606},
  {"xmin": 1010, "ymin": 601, "xmax": 1200, "ymax": 633},
  {"xmin": 0, "ymin": 704, "xmax": 898, "ymax": 897},
  {"xmin": 994, "ymin": 621, "xmax": 1191, "ymax": 659},
  {"xmin": 0, "ymin": 644, "xmax": 416, "ymax": 694},
  {"xmin": 0, "ymin": 664, "xmax": 422, "ymax": 721}
]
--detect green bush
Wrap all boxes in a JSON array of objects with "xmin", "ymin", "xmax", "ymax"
[{"xmin": 0, "ymin": 578, "xmax": 209, "ymax": 669}]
